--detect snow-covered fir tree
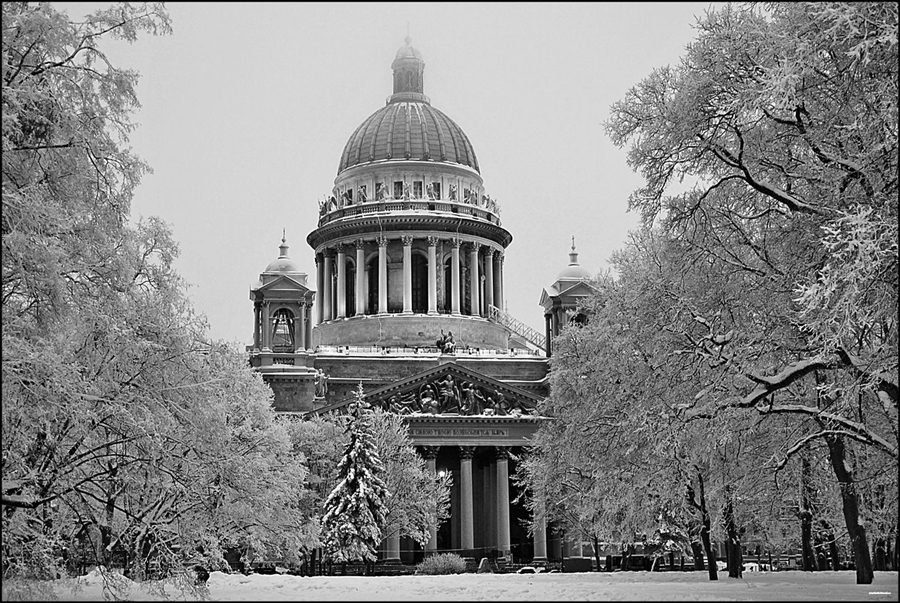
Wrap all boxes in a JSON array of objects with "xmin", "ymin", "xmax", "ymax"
[{"xmin": 320, "ymin": 384, "xmax": 389, "ymax": 564}]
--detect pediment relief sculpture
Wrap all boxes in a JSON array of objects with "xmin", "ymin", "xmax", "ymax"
[{"xmin": 372, "ymin": 375, "xmax": 536, "ymax": 417}]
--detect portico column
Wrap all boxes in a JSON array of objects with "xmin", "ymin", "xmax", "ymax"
[
  {"xmin": 336, "ymin": 244, "xmax": 346, "ymax": 319},
  {"xmin": 378, "ymin": 236, "xmax": 388, "ymax": 314},
  {"xmin": 261, "ymin": 302, "xmax": 271, "ymax": 351},
  {"xmin": 402, "ymin": 235, "xmax": 413, "ymax": 314},
  {"xmin": 427, "ymin": 236, "xmax": 438, "ymax": 315},
  {"xmin": 495, "ymin": 446, "xmax": 511, "ymax": 560},
  {"xmin": 385, "ymin": 531, "xmax": 401, "ymax": 563},
  {"xmin": 450, "ymin": 238, "xmax": 461, "ymax": 315},
  {"xmin": 468, "ymin": 243, "xmax": 480, "ymax": 316},
  {"xmin": 294, "ymin": 305, "xmax": 304, "ymax": 352},
  {"xmin": 253, "ymin": 302, "xmax": 261, "ymax": 351},
  {"xmin": 533, "ymin": 495, "xmax": 548, "ymax": 563},
  {"xmin": 304, "ymin": 301, "xmax": 313, "ymax": 350},
  {"xmin": 355, "ymin": 240, "xmax": 366, "ymax": 316},
  {"xmin": 422, "ymin": 446, "xmax": 440, "ymax": 553},
  {"xmin": 483, "ymin": 247, "xmax": 494, "ymax": 312},
  {"xmin": 459, "ymin": 446, "xmax": 476, "ymax": 552},
  {"xmin": 544, "ymin": 314, "xmax": 552, "ymax": 357},
  {"xmin": 322, "ymin": 251, "xmax": 333, "ymax": 322}
]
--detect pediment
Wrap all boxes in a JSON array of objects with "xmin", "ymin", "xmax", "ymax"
[
  {"xmin": 253, "ymin": 274, "xmax": 313, "ymax": 294},
  {"xmin": 366, "ymin": 362, "xmax": 542, "ymax": 417},
  {"xmin": 555, "ymin": 280, "xmax": 599, "ymax": 299}
]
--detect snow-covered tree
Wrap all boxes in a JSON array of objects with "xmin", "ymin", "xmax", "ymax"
[
  {"xmin": 605, "ymin": 1, "xmax": 897, "ymax": 583},
  {"xmin": 371, "ymin": 409, "xmax": 451, "ymax": 548},
  {"xmin": 320, "ymin": 385, "xmax": 389, "ymax": 566}
]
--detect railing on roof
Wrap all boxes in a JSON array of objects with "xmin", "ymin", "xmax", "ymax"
[
  {"xmin": 313, "ymin": 345, "xmax": 542, "ymax": 357},
  {"xmin": 317, "ymin": 198, "xmax": 501, "ymax": 227},
  {"xmin": 487, "ymin": 305, "xmax": 546, "ymax": 352}
]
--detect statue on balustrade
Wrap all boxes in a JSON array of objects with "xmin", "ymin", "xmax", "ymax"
[
  {"xmin": 358, "ymin": 185, "xmax": 367, "ymax": 203},
  {"xmin": 436, "ymin": 329, "xmax": 455, "ymax": 354}
]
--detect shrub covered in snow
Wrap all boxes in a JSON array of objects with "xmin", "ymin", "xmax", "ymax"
[{"xmin": 415, "ymin": 553, "xmax": 467, "ymax": 575}]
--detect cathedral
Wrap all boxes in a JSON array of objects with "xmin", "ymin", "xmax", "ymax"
[{"xmin": 248, "ymin": 37, "xmax": 596, "ymax": 568}]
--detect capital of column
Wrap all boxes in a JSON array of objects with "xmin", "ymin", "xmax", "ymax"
[
  {"xmin": 377, "ymin": 235, "xmax": 389, "ymax": 248},
  {"xmin": 450, "ymin": 237, "xmax": 462, "ymax": 249},
  {"xmin": 324, "ymin": 248, "xmax": 336, "ymax": 259},
  {"xmin": 459, "ymin": 445, "xmax": 476, "ymax": 460},
  {"xmin": 495, "ymin": 446, "xmax": 510, "ymax": 461},
  {"xmin": 304, "ymin": 299, "xmax": 314, "ymax": 309},
  {"xmin": 468, "ymin": 241, "xmax": 481, "ymax": 252},
  {"xmin": 401, "ymin": 235, "xmax": 414, "ymax": 246},
  {"xmin": 426, "ymin": 235, "xmax": 438, "ymax": 247},
  {"xmin": 355, "ymin": 238, "xmax": 365, "ymax": 250},
  {"xmin": 420, "ymin": 446, "xmax": 440, "ymax": 461},
  {"xmin": 335, "ymin": 243, "xmax": 346, "ymax": 254},
  {"xmin": 484, "ymin": 246, "xmax": 495, "ymax": 258}
]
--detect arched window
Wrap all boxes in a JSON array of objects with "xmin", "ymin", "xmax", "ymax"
[
  {"xmin": 367, "ymin": 257, "xmax": 379, "ymax": 314},
  {"xmin": 272, "ymin": 309, "xmax": 294, "ymax": 352},
  {"xmin": 411, "ymin": 254, "xmax": 428, "ymax": 313},
  {"xmin": 346, "ymin": 259, "xmax": 356, "ymax": 317}
]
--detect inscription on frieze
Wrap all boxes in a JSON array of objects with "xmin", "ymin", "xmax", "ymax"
[{"xmin": 411, "ymin": 428, "xmax": 509, "ymax": 437}]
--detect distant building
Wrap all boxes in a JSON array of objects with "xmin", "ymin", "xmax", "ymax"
[{"xmin": 249, "ymin": 37, "xmax": 594, "ymax": 567}]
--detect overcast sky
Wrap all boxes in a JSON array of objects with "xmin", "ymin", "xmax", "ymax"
[{"xmin": 60, "ymin": 2, "xmax": 717, "ymax": 346}]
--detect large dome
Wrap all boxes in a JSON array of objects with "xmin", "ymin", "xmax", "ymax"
[
  {"xmin": 337, "ymin": 37, "xmax": 479, "ymax": 175},
  {"xmin": 338, "ymin": 102, "xmax": 479, "ymax": 174}
]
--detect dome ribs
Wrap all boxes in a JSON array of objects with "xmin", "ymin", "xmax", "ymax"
[
  {"xmin": 385, "ymin": 102, "xmax": 402, "ymax": 160},
  {"xmin": 336, "ymin": 104, "xmax": 479, "ymax": 175},
  {"xmin": 404, "ymin": 102, "xmax": 412, "ymax": 159},
  {"xmin": 414, "ymin": 103, "xmax": 430, "ymax": 160},
  {"xmin": 369, "ymin": 106, "xmax": 392, "ymax": 162}
]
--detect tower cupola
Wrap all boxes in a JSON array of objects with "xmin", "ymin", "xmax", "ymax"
[{"xmin": 391, "ymin": 35, "xmax": 426, "ymax": 101}]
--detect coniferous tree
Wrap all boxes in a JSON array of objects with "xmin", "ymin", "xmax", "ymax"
[{"xmin": 320, "ymin": 384, "xmax": 389, "ymax": 567}]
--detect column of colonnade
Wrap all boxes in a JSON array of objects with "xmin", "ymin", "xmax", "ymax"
[
  {"xmin": 314, "ymin": 236, "xmax": 505, "ymax": 325},
  {"xmin": 411, "ymin": 445, "xmax": 535, "ymax": 563}
]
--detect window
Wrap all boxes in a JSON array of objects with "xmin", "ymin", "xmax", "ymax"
[
  {"xmin": 431, "ymin": 182, "xmax": 441, "ymax": 199},
  {"xmin": 413, "ymin": 181, "xmax": 423, "ymax": 199},
  {"xmin": 394, "ymin": 181, "xmax": 404, "ymax": 199}
]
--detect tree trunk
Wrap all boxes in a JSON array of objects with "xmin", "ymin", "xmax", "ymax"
[
  {"xmin": 800, "ymin": 455, "xmax": 819, "ymax": 571},
  {"xmin": 591, "ymin": 535, "xmax": 603, "ymax": 572},
  {"xmin": 723, "ymin": 487, "xmax": 743, "ymax": 579},
  {"xmin": 690, "ymin": 540, "xmax": 705, "ymax": 571},
  {"xmin": 824, "ymin": 433, "xmax": 874, "ymax": 584},
  {"xmin": 687, "ymin": 472, "xmax": 717, "ymax": 581},
  {"xmin": 822, "ymin": 521, "xmax": 840, "ymax": 570}
]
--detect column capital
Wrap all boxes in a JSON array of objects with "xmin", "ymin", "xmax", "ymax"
[
  {"xmin": 459, "ymin": 445, "xmax": 477, "ymax": 460},
  {"xmin": 484, "ymin": 246, "xmax": 495, "ymax": 258},
  {"xmin": 377, "ymin": 235, "xmax": 389, "ymax": 247},
  {"xmin": 335, "ymin": 243, "xmax": 346, "ymax": 254},
  {"xmin": 354, "ymin": 238, "xmax": 365, "ymax": 250},
  {"xmin": 468, "ymin": 241, "xmax": 481, "ymax": 253},
  {"xmin": 420, "ymin": 446, "xmax": 440, "ymax": 460},
  {"xmin": 426, "ymin": 235, "xmax": 438, "ymax": 247},
  {"xmin": 324, "ymin": 248, "xmax": 336, "ymax": 259},
  {"xmin": 450, "ymin": 237, "xmax": 462, "ymax": 249},
  {"xmin": 497, "ymin": 251, "xmax": 505, "ymax": 262},
  {"xmin": 495, "ymin": 446, "xmax": 510, "ymax": 460},
  {"xmin": 401, "ymin": 234, "xmax": 414, "ymax": 246}
]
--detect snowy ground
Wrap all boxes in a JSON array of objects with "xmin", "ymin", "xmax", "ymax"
[{"xmin": 15, "ymin": 568, "xmax": 898, "ymax": 601}]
